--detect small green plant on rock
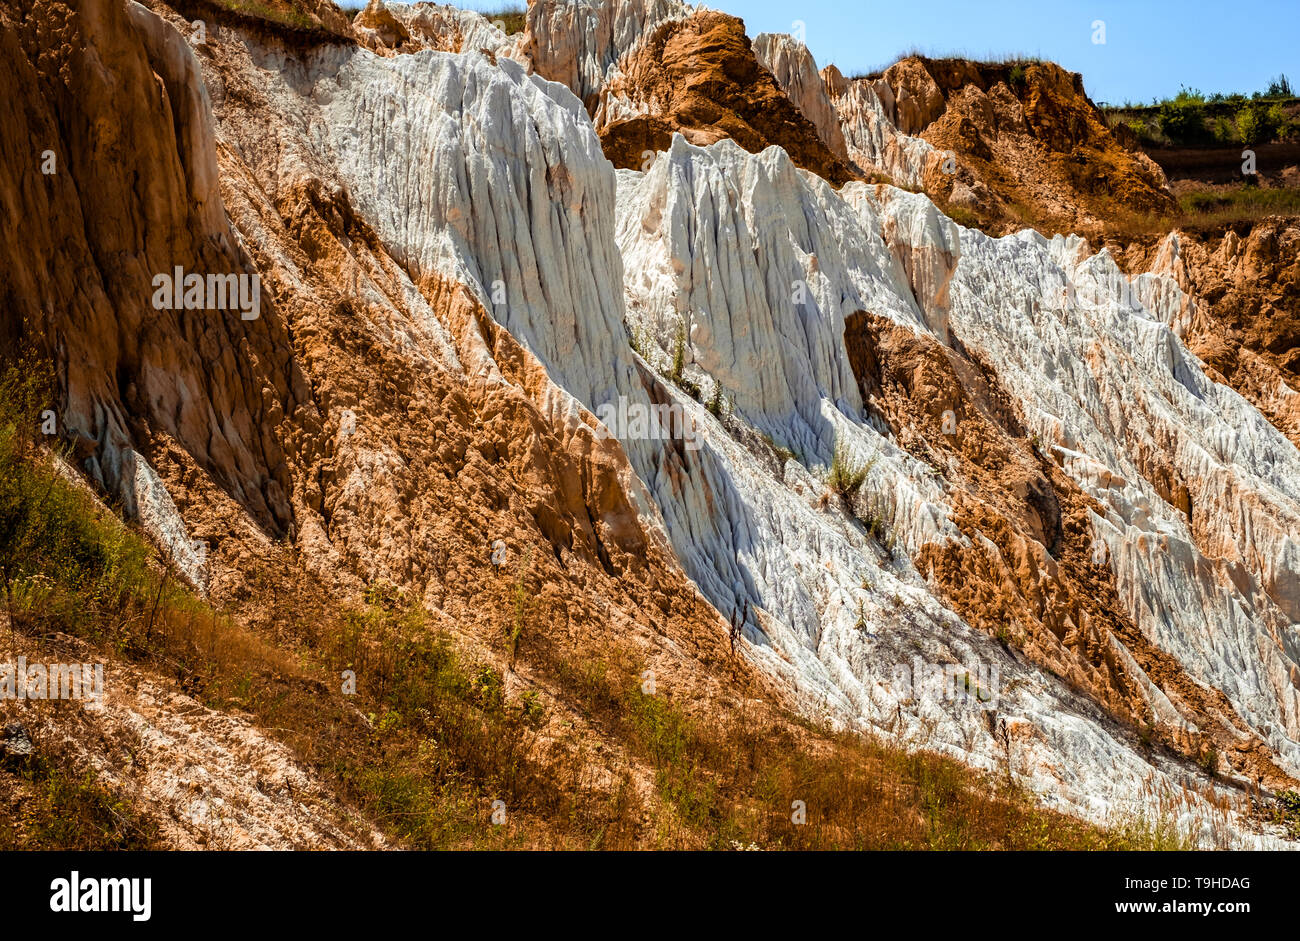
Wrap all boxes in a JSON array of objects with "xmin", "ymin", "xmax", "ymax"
[
  {"xmin": 827, "ymin": 436, "xmax": 873, "ymax": 499},
  {"xmin": 671, "ymin": 320, "xmax": 687, "ymax": 384}
]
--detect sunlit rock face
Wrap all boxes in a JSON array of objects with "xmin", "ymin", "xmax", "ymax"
[
  {"xmin": 17, "ymin": 0, "xmax": 1297, "ymax": 846},
  {"xmin": 752, "ymin": 33, "xmax": 850, "ymax": 165},
  {"xmin": 944, "ymin": 225, "xmax": 1300, "ymax": 769},
  {"xmin": 0, "ymin": 0, "xmax": 297, "ymax": 543},
  {"xmin": 211, "ymin": 16, "xmax": 1300, "ymax": 840},
  {"xmin": 526, "ymin": 0, "xmax": 693, "ymax": 107},
  {"xmin": 1125, "ymin": 225, "xmax": 1300, "ymax": 452},
  {"xmin": 615, "ymin": 136, "xmax": 1300, "ymax": 838},
  {"xmin": 352, "ymin": 0, "xmax": 518, "ymax": 55},
  {"xmin": 820, "ymin": 62, "xmax": 940, "ymax": 188}
]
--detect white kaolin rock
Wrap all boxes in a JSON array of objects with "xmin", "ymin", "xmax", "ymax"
[{"xmin": 207, "ymin": 29, "xmax": 1300, "ymax": 844}]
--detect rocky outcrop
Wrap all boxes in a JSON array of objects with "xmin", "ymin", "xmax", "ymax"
[
  {"xmin": 6, "ymin": 0, "xmax": 1299, "ymax": 848},
  {"xmin": 594, "ymin": 12, "xmax": 856, "ymax": 184},
  {"xmin": 617, "ymin": 135, "xmax": 1300, "ymax": 827},
  {"xmin": 1113, "ymin": 223, "xmax": 1300, "ymax": 450},
  {"xmin": 134, "ymin": 3, "xmax": 1300, "ymax": 836},
  {"xmin": 823, "ymin": 62, "xmax": 941, "ymax": 188},
  {"xmin": 613, "ymin": 137, "xmax": 1300, "ymax": 831},
  {"xmin": 526, "ymin": 0, "xmax": 691, "ymax": 109},
  {"xmin": 847, "ymin": 309, "xmax": 1292, "ymax": 788},
  {"xmin": 169, "ymin": 3, "xmax": 752, "ymax": 687},
  {"xmin": 944, "ymin": 221, "xmax": 1300, "ymax": 771},
  {"xmin": 752, "ymin": 32, "xmax": 849, "ymax": 166},
  {"xmin": 0, "ymin": 0, "xmax": 772, "ymax": 847},
  {"xmin": 352, "ymin": 0, "xmax": 516, "ymax": 56},
  {"xmin": 826, "ymin": 56, "xmax": 1175, "ymax": 234},
  {"xmin": 882, "ymin": 57, "xmax": 948, "ymax": 134},
  {"xmin": 0, "ymin": 0, "xmax": 299, "ymax": 542}
]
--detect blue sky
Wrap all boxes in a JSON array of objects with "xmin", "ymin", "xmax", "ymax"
[
  {"xmin": 705, "ymin": 0, "xmax": 1299, "ymax": 104},
  {"xmin": 447, "ymin": 0, "xmax": 1299, "ymax": 106}
]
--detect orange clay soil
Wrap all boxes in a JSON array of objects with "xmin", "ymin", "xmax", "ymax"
[
  {"xmin": 598, "ymin": 11, "xmax": 858, "ymax": 185},
  {"xmin": 875, "ymin": 56, "xmax": 1176, "ymax": 236}
]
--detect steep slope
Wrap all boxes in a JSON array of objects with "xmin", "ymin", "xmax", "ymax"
[
  {"xmin": 247, "ymin": 0, "xmax": 1299, "ymax": 826},
  {"xmin": 615, "ymin": 137, "xmax": 1300, "ymax": 828},
  {"xmin": 751, "ymin": 32, "xmax": 850, "ymax": 166},
  {"xmin": 166, "ymin": 0, "xmax": 1290, "ymax": 835},
  {"xmin": 525, "ymin": 0, "xmax": 690, "ymax": 108},
  {"xmin": 5, "ymin": 0, "xmax": 1300, "ymax": 849},
  {"xmin": 0, "ymin": 0, "xmax": 763, "ymax": 847},
  {"xmin": 941, "ymin": 221, "xmax": 1300, "ymax": 782},
  {"xmin": 0, "ymin": 0, "xmax": 301, "ymax": 555},
  {"xmin": 148, "ymin": 0, "xmax": 771, "ymax": 731},
  {"xmin": 1112, "ymin": 222, "xmax": 1300, "ymax": 451},
  {"xmin": 814, "ymin": 54, "xmax": 1176, "ymax": 234},
  {"xmin": 352, "ymin": 0, "xmax": 519, "ymax": 55},
  {"xmin": 132, "ymin": 0, "xmax": 1300, "ymax": 842}
]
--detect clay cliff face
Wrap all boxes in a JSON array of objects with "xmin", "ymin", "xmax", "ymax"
[
  {"xmin": 1111, "ymin": 222, "xmax": 1300, "ymax": 450},
  {"xmin": 526, "ymin": 0, "xmax": 690, "ymax": 108},
  {"xmin": 0, "ymin": 0, "xmax": 772, "ymax": 847},
  {"xmin": 751, "ymin": 32, "xmax": 850, "ymax": 166},
  {"xmin": 764, "ymin": 36, "xmax": 1298, "ymax": 465},
  {"xmin": 617, "ymin": 134, "xmax": 1300, "ymax": 829},
  {"xmin": 0, "ymin": 0, "xmax": 299, "ymax": 540},
  {"xmin": 817, "ymin": 56, "xmax": 1175, "ymax": 234},
  {"xmin": 593, "ymin": 12, "xmax": 857, "ymax": 184},
  {"xmin": 352, "ymin": 0, "xmax": 519, "ymax": 55},
  {"xmin": 848, "ymin": 310, "xmax": 1293, "ymax": 789}
]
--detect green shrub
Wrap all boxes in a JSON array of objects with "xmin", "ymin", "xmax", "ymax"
[
  {"xmin": 517, "ymin": 690, "xmax": 547, "ymax": 729},
  {"xmin": 827, "ymin": 436, "xmax": 873, "ymax": 499},
  {"xmin": 1276, "ymin": 790, "xmax": 1300, "ymax": 839},
  {"xmin": 1, "ymin": 753, "xmax": 160, "ymax": 850},
  {"xmin": 1197, "ymin": 744, "xmax": 1220, "ymax": 777},
  {"xmin": 1158, "ymin": 100, "xmax": 1207, "ymax": 144},
  {"xmin": 1236, "ymin": 101, "xmax": 1283, "ymax": 145},
  {"xmin": 1211, "ymin": 115, "xmax": 1238, "ymax": 144},
  {"xmin": 0, "ymin": 357, "xmax": 169, "ymax": 648},
  {"xmin": 705, "ymin": 384, "xmax": 725, "ymax": 419},
  {"xmin": 1267, "ymin": 73, "xmax": 1293, "ymax": 98},
  {"xmin": 671, "ymin": 320, "xmax": 687, "ymax": 384},
  {"xmin": 1125, "ymin": 117, "xmax": 1152, "ymax": 140}
]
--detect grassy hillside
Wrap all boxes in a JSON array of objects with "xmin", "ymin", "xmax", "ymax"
[{"xmin": 0, "ymin": 347, "xmax": 1202, "ymax": 850}]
